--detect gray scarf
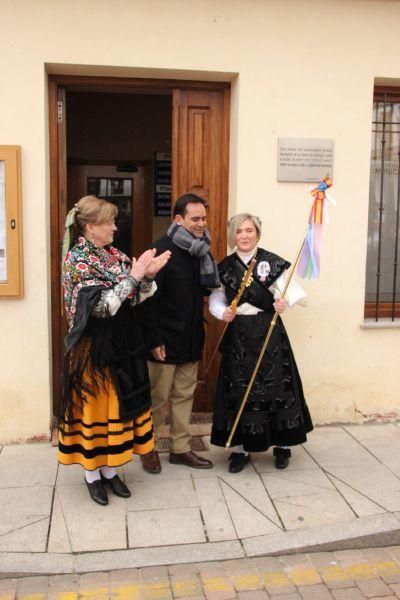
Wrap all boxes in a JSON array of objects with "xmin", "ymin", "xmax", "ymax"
[{"xmin": 167, "ymin": 223, "xmax": 220, "ymax": 288}]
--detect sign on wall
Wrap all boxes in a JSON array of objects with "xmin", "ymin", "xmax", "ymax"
[
  {"xmin": 154, "ymin": 152, "xmax": 172, "ymax": 216},
  {"xmin": 277, "ymin": 138, "xmax": 334, "ymax": 182}
]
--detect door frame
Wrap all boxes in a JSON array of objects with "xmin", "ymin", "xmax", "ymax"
[{"xmin": 48, "ymin": 74, "xmax": 230, "ymax": 419}]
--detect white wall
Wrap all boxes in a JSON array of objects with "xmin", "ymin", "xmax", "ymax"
[{"xmin": 0, "ymin": 0, "xmax": 399, "ymax": 441}]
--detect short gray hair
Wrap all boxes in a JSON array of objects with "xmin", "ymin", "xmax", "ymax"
[{"xmin": 227, "ymin": 213, "xmax": 262, "ymax": 249}]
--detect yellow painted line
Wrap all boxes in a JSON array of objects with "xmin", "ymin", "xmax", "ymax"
[
  {"xmin": 262, "ymin": 572, "xmax": 293, "ymax": 588},
  {"xmin": 18, "ymin": 595, "xmax": 46, "ymax": 600},
  {"xmin": 320, "ymin": 565, "xmax": 352, "ymax": 582},
  {"xmin": 344, "ymin": 564, "xmax": 377, "ymax": 580},
  {"xmin": 172, "ymin": 580, "xmax": 202, "ymax": 596},
  {"xmin": 141, "ymin": 582, "xmax": 171, "ymax": 599},
  {"xmin": 80, "ymin": 588, "xmax": 108, "ymax": 599},
  {"xmin": 232, "ymin": 574, "xmax": 262, "ymax": 590},
  {"xmin": 203, "ymin": 577, "xmax": 232, "ymax": 592},
  {"xmin": 287, "ymin": 567, "xmax": 320, "ymax": 586},
  {"xmin": 375, "ymin": 560, "xmax": 400, "ymax": 576},
  {"xmin": 111, "ymin": 584, "xmax": 141, "ymax": 600}
]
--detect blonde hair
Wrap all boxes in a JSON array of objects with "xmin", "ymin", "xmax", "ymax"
[
  {"xmin": 74, "ymin": 196, "xmax": 118, "ymax": 235},
  {"xmin": 227, "ymin": 213, "xmax": 262, "ymax": 249}
]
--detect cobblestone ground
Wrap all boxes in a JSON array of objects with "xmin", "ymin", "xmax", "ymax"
[{"xmin": 3, "ymin": 547, "xmax": 400, "ymax": 599}]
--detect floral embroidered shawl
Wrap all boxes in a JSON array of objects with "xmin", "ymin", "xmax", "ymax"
[{"xmin": 63, "ymin": 236, "xmax": 134, "ymax": 329}]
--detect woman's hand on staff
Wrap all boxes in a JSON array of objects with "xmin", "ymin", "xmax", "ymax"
[
  {"xmin": 222, "ymin": 307, "xmax": 236, "ymax": 322},
  {"xmin": 130, "ymin": 249, "xmax": 157, "ymax": 281},
  {"xmin": 145, "ymin": 250, "xmax": 171, "ymax": 278},
  {"xmin": 274, "ymin": 298, "xmax": 288, "ymax": 314}
]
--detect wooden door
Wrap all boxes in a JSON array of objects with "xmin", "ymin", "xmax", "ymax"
[
  {"xmin": 49, "ymin": 84, "xmax": 68, "ymax": 419},
  {"xmin": 172, "ymin": 88, "xmax": 230, "ymax": 410},
  {"xmin": 50, "ymin": 78, "xmax": 230, "ymax": 418}
]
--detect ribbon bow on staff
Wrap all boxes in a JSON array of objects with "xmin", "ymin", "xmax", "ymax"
[
  {"xmin": 298, "ymin": 176, "xmax": 334, "ymax": 280},
  {"xmin": 225, "ymin": 177, "xmax": 335, "ymax": 448}
]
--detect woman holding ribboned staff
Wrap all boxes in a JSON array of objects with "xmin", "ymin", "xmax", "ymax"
[
  {"xmin": 59, "ymin": 195, "xmax": 170, "ymax": 505},
  {"xmin": 209, "ymin": 213, "xmax": 313, "ymax": 473}
]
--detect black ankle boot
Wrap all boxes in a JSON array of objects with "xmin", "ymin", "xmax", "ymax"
[
  {"xmin": 228, "ymin": 452, "xmax": 250, "ymax": 473},
  {"xmin": 101, "ymin": 473, "xmax": 131, "ymax": 498},
  {"xmin": 85, "ymin": 479, "xmax": 108, "ymax": 505},
  {"xmin": 273, "ymin": 447, "xmax": 291, "ymax": 469}
]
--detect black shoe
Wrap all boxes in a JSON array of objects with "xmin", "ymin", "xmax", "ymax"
[
  {"xmin": 101, "ymin": 474, "xmax": 131, "ymax": 498},
  {"xmin": 273, "ymin": 447, "xmax": 291, "ymax": 469},
  {"xmin": 228, "ymin": 452, "xmax": 250, "ymax": 473},
  {"xmin": 85, "ymin": 479, "xmax": 108, "ymax": 506}
]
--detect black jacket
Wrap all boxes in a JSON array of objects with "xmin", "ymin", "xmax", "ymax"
[{"xmin": 141, "ymin": 235, "xmax": 207, "ymax": 364}]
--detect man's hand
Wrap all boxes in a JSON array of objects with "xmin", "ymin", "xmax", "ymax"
[
  {"xmin": 222, "ymin": 307, "xmax": 236, "ymax": 322},
  {"xmin": 151, "ymin": 345, "xmax": 166, "ymax": 361},
  {"xmin": 273, "ymin": 298, "xmax": 288, "ymax": 314}
]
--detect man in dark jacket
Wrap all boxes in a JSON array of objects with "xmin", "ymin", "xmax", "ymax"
[{"xmin": 141, "ymin": 193, "xmax": 220, "ymax": 472}]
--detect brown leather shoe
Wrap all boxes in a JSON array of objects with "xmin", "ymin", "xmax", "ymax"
[
  {"xmin": 169, "ymin": 451, "xmax": 213, "ymax": 469},
  {"xmin": 141, "ymin": 450, "xmax": 162, "ymax": 474}
]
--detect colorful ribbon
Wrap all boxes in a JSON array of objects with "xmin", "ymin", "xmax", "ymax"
[{"xmin": 297, "ymin": 177, "xmax": 334, "ymax": 280}]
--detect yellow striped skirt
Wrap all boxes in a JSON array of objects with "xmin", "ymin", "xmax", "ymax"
[{"xmin": 58, "ymin": 373, "xmax": 154, "ymax": 471}]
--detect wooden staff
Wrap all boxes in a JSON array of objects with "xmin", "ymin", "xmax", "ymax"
[
  {"xmin": 205, "ymin": 256, "xmax": 257, "ymax": 376},
  {"xmin": 225, "ymin": 228, "xmax": 308, "ymax": 449}
]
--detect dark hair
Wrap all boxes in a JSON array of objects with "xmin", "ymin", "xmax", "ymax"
[{"xmin": 173, "ymin": 193, "xmax": 207, "ymax": 217}]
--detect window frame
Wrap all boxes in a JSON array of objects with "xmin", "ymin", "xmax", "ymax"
[{"xmin": 364, "ymin": 87, "xmax": 400, "ymax": 320}]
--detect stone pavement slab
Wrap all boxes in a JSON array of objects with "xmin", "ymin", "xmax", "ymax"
[
  {"xmin": 56, "ymin": 483, "xmax": 127, "ymax": 552},
  {"xmin": 2, "ymin": 424, "xmax": 400, "ymax": 573},
  {"xmin": 0, "ymin": 443, "xmax": 58, "ymax": 488},
  {"xmin": 0, "ymin": 485, "xmax": 52, "ymax": 552},
  {"xmin": 218, "ymin": 470, "xmax": 282, "ymax": 529},
  {"xmin": 344, "ymin": 424, "xmax": 400, "ymax": 479},
  {"xmin": 219, "ymin": 480, "xmax": 280, "ymax": 538},
  {"xmin": 47, "ymin": 489, "xmax": 72, "ymax": 553},
  {"xmin": 194, "ymin": 477, "xmax": 237, "ymax": 541},
  {"xmin": 125, "ymin": 477, "xmax": 199, "ymax": 511},
  {"xmin": 128, "ymin": 508, "xmax": 206, "ymax": 547}
]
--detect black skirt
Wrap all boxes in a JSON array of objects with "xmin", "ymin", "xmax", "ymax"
[{"xmin": 210, "ymin": 311, "xmax": 313, "ymax": 452}]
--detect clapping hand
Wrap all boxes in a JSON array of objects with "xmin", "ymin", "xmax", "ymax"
[
  {"xmin": 130, "ymin": 249, "xmax": 156, "ymax": 281},
  {"xmin": 130, "ymin": 249, "xmax": 171, "ymax": 281},
  {"xmin": 145, "ymin": 250, "xmax": 171, "ymax": 278}
]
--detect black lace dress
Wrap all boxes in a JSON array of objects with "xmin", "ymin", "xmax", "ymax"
[{"xmin": 210, "ymin": 249, "xmax": 313, "ymax": 452}]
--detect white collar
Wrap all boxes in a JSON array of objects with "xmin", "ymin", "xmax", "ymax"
[{"xmin": 236, "ymin": 247, "xmax": 258, "ymax": 264}]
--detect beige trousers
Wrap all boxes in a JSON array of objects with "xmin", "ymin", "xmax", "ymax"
[{"xmin": 148, "ymin": 361, "xmax": 199, "ymax": 454}]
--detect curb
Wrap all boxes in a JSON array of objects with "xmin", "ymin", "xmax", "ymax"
[{"xmin": 2, "ymin": 514, "xmax": 400, "ymax": 577}]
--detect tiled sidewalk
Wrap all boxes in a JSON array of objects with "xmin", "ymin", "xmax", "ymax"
[
  {"xmin": 1, "ymin": 424, "xmax": 400, "ymax": 574},
  {"xmin": 3, "ymin": 547, "xmax": 400, "ymax": 598}
]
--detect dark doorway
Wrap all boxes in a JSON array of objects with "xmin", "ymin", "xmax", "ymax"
[{"xmin": 66, "ymin": 91, "xmax": 173, "ymax": 258}]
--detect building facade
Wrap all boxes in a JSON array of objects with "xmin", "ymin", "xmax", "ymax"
[{"xmin": 0, "ymin": 0, "xmax": 399, "ymax": 442}]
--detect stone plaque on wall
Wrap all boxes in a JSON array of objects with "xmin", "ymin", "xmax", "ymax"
[{"xmin": 277, "ymin": 138, "xmax": 334, "ymax": 182}]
